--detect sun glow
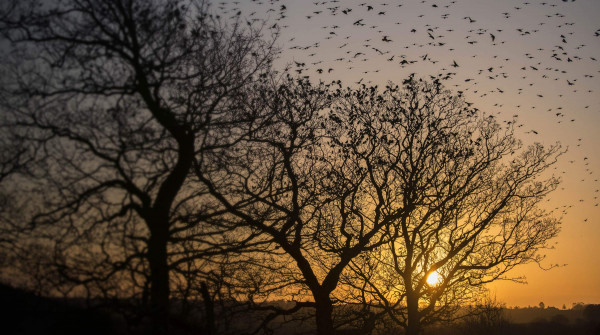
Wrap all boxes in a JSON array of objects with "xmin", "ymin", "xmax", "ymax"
[{"xmin": 426, "ymin": 271, "xmax": 443, "ymax": 286}]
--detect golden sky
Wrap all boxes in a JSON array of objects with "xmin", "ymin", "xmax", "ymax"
[{"xmin": 226, "ymin": 0, "xmax": 600, "ymax": 308}]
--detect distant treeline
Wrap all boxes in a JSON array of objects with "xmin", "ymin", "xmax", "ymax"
[
  {"xmin": 425, "ymin": 304, "xmax": 600, "ymax": 335},
  {"xmin": 504, "ymin": 304, "xmax": 597, "ymax": 324}
]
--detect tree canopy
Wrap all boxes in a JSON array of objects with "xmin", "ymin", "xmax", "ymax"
[
  {"xmin": 0, "ymin": 0, "xmax": 277, "ymax": 333},
  {"xmin": 195, "ymin": 77, "xmax": 562, "ymax": 334}
]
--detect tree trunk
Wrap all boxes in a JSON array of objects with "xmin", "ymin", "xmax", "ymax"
[
  {"xmin": 201, "ymin": 282, "xmax": 215, "ymax": 335},
  {"xmin": 144, "ymin": 132, "xmax": 193, "ymax": 335},
  {"xmin": 405, "ymin": 322, "xmax": 422, "ymax": 335},
  {"xmin": 315, "ymin": 294, "xmax": 335, "ymax": 335},
  {"xmin": 148, "ymin": 223, "xmax": 170, "ymax": 335},
  {"xmin": 405, "ymin": 293, "xmax": 422, "ymax": 335}
]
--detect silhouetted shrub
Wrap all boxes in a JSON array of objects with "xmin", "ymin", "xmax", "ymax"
[{"xmin": 458, "ymin": 298, "xmax": 508, "ymax": 335}]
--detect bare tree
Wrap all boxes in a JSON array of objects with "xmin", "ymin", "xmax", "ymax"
[
  {"xmin": 197, "ymin": 76, "xmax": 562, "ymax": 335},
  {"xmin": 0, "ymin": 0, "xmax": 277, "ymax": 333},
  {"xmin": 333, "ymin": 78, "xmax": 562, "ymax": 335},
  {"xmin": 196, "ymin": 77, "xmax": 417, "ymax": 335}
]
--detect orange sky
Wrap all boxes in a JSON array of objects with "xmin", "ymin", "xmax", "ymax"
[{"xmin": 228, "ymin": 0, "xmax": 600, "ymax": 307}]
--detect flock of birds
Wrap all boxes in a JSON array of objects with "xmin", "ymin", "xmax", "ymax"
[{"xmin": 212, "ymin": 0, "xmax": 599, "ymax": 221}]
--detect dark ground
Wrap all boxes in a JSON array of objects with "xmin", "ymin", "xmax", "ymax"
[{"xmin": 2, "ymin": 283, "xmax": 599, "ymax": 335}]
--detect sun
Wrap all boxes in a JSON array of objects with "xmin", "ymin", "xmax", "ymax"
[{"xmin": 426, "ymin": 270, "xmax": 443, "ymax": 286}]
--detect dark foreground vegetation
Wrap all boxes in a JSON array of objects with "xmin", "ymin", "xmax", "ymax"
[
  {"xmin": 0, "ymin": 283, "xmax": 114, "ymax": 335},
  {"xmin": 2, "ymin": 283, "xmax": 599, "ymax": 335}
]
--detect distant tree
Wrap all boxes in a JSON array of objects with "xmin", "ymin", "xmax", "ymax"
[
  {"xmin": 0, "ymin": 0, "xmax": 277, "ymax": 333},
  {"xmin": 331, "ymin": 78, "xmax": 562, "ymax": 335},
  {"xmin": 458, "ymin": 295, "xmax": 508, "ymax": 335}
]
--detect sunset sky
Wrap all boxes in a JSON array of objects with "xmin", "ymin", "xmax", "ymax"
[{"xmin": 225, "ymin": 0, "xmax": 600, "ymax": 308}]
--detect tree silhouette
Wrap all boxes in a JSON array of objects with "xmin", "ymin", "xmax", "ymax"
[
  {"xmin": 196, "ymin": 77, "xmax": 400, "ymax": 334},
  {"xmin": 333, "ymin": 78, "xmax": 562, "ymax": 335},
  {"xmin": 195, "ymin": 76, "xmax": 560, "ymax": 334},
  {"xmin": 0, "ymin": 0, "xmax": 276, "ymax": 333}
]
